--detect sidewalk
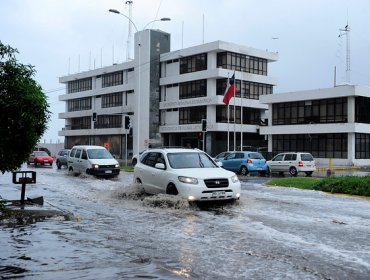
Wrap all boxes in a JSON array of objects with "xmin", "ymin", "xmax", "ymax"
[{"xmin": 314, "ymin": 165, "xmax": 370, "ymax": 178}]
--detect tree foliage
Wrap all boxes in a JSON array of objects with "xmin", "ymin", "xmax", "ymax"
[{"xmin": 0, "ymin": 41, "xmax": 50, "ymax": 173}]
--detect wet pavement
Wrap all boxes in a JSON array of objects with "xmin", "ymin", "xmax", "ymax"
[{"xmin": 0, "ymin": 165, "xmax": 369, "ymax": 279}]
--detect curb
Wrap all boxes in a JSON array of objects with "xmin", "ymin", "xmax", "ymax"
[{"xmin": 316, "ymin": 166, "xmax": 370, "ymax": 172}]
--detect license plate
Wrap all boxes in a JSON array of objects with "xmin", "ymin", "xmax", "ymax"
[
  {"xmin": 257, "ymin": 167, "xmax": 262, "ymax": 170},
  {"xmin": 44, "ymin": 160, "xmax": 48, "ymax": 163},
  {"xmin": 212, "ymin": 191, "xmax": 225, "ymax": 197},
  {"xmin": 105, "ymin": 170, "xmax": 112, "ymax": 174}
]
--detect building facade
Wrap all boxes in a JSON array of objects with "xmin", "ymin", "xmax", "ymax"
[
  {"xmin": 59, "ymin": 29, "xmax": 170, "ymax": 158},
  {"xmin": 259, "ymin": 85, "xmax": 370, "ymax": 166},
  {"xmin": 159, "ymin": 41, "xmax": 278, "ymax": 156},
  {"xmin": 59, "ymin": 29, "xmax": 278, "ymax": 158}
]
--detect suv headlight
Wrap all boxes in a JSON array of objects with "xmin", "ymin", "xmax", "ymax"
[
  {"xmin": 178, "ymin": 176, "xmax": 198, "ymax": 184},
  {"xmin": 231, "ymin": 174, "xmax": 239, "ymax": 183},
  {"xmin": 115, "ymin": 164, "xmax": 119, "ymax": 168},
  {"xmin": 93, "ymin": 164, "xmax": 99, "ymax": 169}
]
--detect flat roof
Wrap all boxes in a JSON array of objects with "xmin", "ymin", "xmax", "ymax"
[{"xmin": 259, "ymin": 85, "xmax": 370, "ymax": 104}]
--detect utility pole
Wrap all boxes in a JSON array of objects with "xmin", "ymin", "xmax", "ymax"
[{"xmin": 125, "ymin": 1, "xmax": 133, "ymax": 61}]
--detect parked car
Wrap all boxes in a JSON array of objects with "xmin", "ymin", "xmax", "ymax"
[
  {"xmin": 67, "ymin": 145, "xmax": 120, "ymax": 177},
  {"xmin": 134, "ymin": 148, "xmax": 241, "ymax": 202},
  {"xmin": 213, "ymin": 151, "xmax": 231, "ymax": 162},
  {"xmin": 56, "ymin": 149, "xmax": 70, "ymax": 169},
  {"xmin": 220, "ymin": 151, "xmax": 268, "ymax": 176},
  {"xmin": 27, "ymin": 151, "xmax": 54, "ymax": 166},
  {"xmin": 267, "ymin": 152, "xmax": 316, "ymax": 176},
  {"xmin": 131, "ymin": 149, "xmax": 149, "ymax": 166}
]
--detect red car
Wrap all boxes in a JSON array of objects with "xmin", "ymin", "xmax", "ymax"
[{"xmin": 27, "ymin": 151, "xmax": 54, "ymax": 166}]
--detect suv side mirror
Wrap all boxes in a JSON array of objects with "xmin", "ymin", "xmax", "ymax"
[{"xmin": 155, "ymin": 163, "xmax": 165, "ymax": 170}]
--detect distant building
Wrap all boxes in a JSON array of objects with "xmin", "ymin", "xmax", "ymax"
[
  {"xmin": 59, "ymin": 29, "xmax": 278, "ymax": 158},
  {"xmin": 260, "ymin": 85, "xmax": 370, "ymax": 166}
]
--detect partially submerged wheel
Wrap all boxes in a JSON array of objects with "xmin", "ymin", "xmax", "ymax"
[
  {"xmin": 289, "ymin": 167, "xmax": 298, "ymax": 176},
  {"xmin": 166, "ymin": 183, "xmax": 178, "ymax": 195},
  {"xmin": 57, "ymin": 161, "xmax": 62, "ymax": 169},
  {"xmin": 305, "ymin": 171, "xmax": 313, "ymax": 176}
]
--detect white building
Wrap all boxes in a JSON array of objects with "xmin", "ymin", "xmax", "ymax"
[
  {"xmin": 159, "ymin": 41, "xmax": 278, "ymax": 156},
  {"xmin": 59, "ymin": 29, "xmax": 171, "ymax": 158},
  {"xmin": 259, "ymin": 85, "xmax": 370, "ymax": 166},
  {"xmin": 59, "ymin": 29, "xmax": 278, "ymax": 158}
]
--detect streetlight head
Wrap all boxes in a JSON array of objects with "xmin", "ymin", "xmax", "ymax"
[
  {"xmin": 109, "ymin": 9, "xmax": 120, "ymax": 14},
  {"xmin": 160, "ymin": 17, "xmax": 171, "ymax": 21}
]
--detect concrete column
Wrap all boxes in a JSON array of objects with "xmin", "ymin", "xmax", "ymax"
[
  {"xmin": 347, "ymin": 96, "xmax": 355, "ymax": 123},
  {"xmin": 348, "ymin": 132, "xmax": 355, "ymax": 165}
]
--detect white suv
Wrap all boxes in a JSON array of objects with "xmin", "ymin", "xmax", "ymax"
[
  {"xmin": 267, "ymin": 152, "xmax": 316, "ymax": 176},
  {"xmin": 134, "ymin": 148, "xmax": 241, "ymax": 202}
]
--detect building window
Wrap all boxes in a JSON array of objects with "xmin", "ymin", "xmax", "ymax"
[
  {"xmin": 217, "ymin": 52, "xmax": 267, "ymax": 75},
  {"xmin": 272, "ymin": 98, "xmax": 347, "ymax": 125},
  {"xmin": 355, "ymin": 133, "xmax": 370, "ymax": 159},
  {"xmin": 355, "ymin": 96, "xmax": 370, "ymax": 124},
  {"xmin": 68, "ymin": 78, "xmax": 92, "ymax": 93},
  {"xmin": 216, "ymin": 106, "xmax": 260, "ymax": 124},
  {"xmin": 179, "ymin": 106, "xmax": 206, "ymax": 124},
  {"xmin": 71, "ymin": 117, "xmax": 91, "ymax": 130},
  {"xmin": 102, "ymin": 71, "xmax": 123, "ymax": 88},
  {"xmin": 272, "ymin": 133, "xmax": 347, "ymax": 159},
  {"xmin": 179, "ymin": 79, "xmax": 207, "ymax": 99},
  {"xmin": 68, "ymin": 97, "xmax": 92, "ymax": 112},
  {"xmin": 102, "ymin": 92, "xmax": 123, "ymax": 108},
  {"xmin": 180, "ymin": 53, "xmax": 207, "ymax": 74},
  {"xmin": 216, "ymin": 79, "xmax": 272, "ymax": 100},
  {"xmin": 94, "ymin": 115, "xmax": 122, "ymax": 129}
]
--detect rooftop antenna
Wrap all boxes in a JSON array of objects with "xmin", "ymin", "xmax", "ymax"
[
  {"xmin": 125, "ymin": 0, "xmax": 133, "ymax": 61},
  {"xmin": 339, "ymin": 22, "xmax": 350, "ymax": 83}
]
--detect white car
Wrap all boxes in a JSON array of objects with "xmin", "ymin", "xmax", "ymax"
[
  {"xmin": 68, "ymin": 145, "xmax": 120, "ymax": 177},
  {"xmin": 267, "ymin": 152, "xmax": 316, "ymax": 176},
  {"xmin": 134, "ymin": 148, "xmax": 241, "ymax": 202}
]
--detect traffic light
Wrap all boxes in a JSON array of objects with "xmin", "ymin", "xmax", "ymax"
[
  {"xmin": 201, "ymin": 119, "xmax": 207, "ymax": 132},
  {"xmin": 124, "ymin": 115, "xmax": 131, "ymax": 129},
  {"xmin": 92, "ymin": 113, "xmax": 97, "ymax": 122}
]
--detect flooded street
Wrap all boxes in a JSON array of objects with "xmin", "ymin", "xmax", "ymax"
[{"xmin": 1, "ymin": 166, "xmax": 370, "ymax": 279}]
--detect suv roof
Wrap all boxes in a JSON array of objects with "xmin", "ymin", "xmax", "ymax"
[
  {"xmin": 71, "ymin": 145, "xmax": 106, "ymax": 150},
  {"xmin": 146, "ymin": 147, "xmax": 202, "ymax": 154}
]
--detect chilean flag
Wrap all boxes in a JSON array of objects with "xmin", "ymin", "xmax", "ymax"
[{"xmin": 223, "ymin": 74, "xmax": 235, "ymax": 105}]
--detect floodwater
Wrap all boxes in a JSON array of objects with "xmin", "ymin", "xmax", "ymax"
[{"xmin": 1, "ymin": 165, "xmax": 370, "ymax": 279}]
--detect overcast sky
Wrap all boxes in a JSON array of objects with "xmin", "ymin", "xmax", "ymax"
[{"xmin": 1, "ymin": 0, "xmax": 369, "ymax": 143}]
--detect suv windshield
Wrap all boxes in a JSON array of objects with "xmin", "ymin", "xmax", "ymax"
[
  {"xmin": 87, "ymin": 149, "xmax": 113, "ymax": 159},
  {"xmin": 167, "ymin": 152, "xmax": 217, "ymax": 169}
]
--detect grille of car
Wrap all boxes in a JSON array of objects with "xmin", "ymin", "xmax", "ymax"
[
  {"xmin": 100, "ymin": 165, "xmax": 117, "ymax": 168},
  {"xmin": 204, "ymin": 178, "xmax": 229, "ymax": 188}
]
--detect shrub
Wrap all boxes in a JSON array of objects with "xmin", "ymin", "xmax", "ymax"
[{"xmin": 315, "ymin": 175, "xmax": 370, "ymax": 196}]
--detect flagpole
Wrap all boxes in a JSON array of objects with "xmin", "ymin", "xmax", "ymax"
[
  {"xmin": 227, "ymin": 104, "xmax": 230, "ymax": 151},
  {"xmin": 240, "ymin": 76, "xmax": 243, "ymax": 151},
  {"xmin": 227, "ymin": 74, "xmax": 230, "ymax": 151},
  {"xmin": 233, "ymin": 73, "xmax": 236, "ymax": 151}
]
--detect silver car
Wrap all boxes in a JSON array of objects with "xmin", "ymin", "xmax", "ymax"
[{"xmin": 267, "ymin": 152, "xmax": 316, "ymax": 176}]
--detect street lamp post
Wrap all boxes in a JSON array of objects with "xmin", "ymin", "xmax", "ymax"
[{"xmin": 109, "ymin": 9, "xmax": 170, "ymax": 155}]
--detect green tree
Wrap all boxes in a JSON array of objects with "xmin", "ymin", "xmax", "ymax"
[{"xmin": 0, "ymin": 42, "xmax": 50, "ymax": 173}]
